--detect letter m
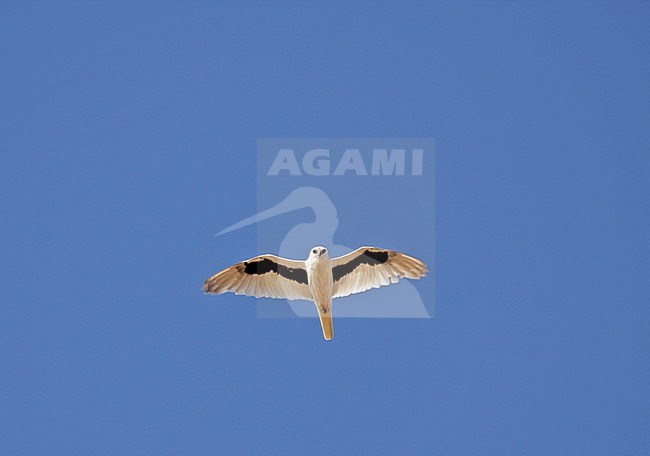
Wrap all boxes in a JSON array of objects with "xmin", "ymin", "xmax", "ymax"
[{"xmin": 371, "ymin": 149, "xmax": 405, "ymax": 176}]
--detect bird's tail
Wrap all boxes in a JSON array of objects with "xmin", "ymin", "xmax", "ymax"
[{"xmin": 316, "ymin": 302, "xmax": 333, "ymax": 340}]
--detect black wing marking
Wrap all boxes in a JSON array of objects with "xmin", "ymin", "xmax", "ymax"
[
  {"xmin": 332, "ymin": 249, "xmax": 389, "ymax": 282},
  {"xmin": 243, "ymin": 258, "xmax": 308, "ymax": 285}
]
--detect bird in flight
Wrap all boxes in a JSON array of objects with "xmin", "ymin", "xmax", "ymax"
[{"xmin": 203, "ymin": 246, "xmax": 428, "ymax": 340}]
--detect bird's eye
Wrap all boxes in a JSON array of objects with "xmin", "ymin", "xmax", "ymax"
[
  {"xmin": 312, "ymin": 249, "xmax": 317, "ymax": 254},
  {"xmin": 322, "ymin": 248, "xmax": 326, "ymax": 252}
]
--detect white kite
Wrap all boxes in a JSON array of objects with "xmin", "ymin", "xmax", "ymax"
[{"xmin": 203, "ymin": 246, "xmax": 428, "ymax": 340}]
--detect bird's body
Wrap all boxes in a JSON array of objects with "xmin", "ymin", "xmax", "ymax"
[
  {"xmin": 305, "ymin": 247, "xmax": 334, "ymax": 339},
  {"xmin": 203, "ymin": 246, "xmax": 427, "ymax": 340}
]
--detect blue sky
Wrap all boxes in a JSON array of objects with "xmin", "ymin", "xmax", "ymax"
[{"xmin": 2, "ymin": 2, "xmax": 649, "ymax": 454}]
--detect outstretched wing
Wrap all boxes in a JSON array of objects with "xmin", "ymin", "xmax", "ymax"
[
  {"xmin": 203, "ymin": 254, "xmax": 312, "ymax": 301},
  {"xmin": 331, "ymin": 246, "xmax": 427, "ymax": 298}
]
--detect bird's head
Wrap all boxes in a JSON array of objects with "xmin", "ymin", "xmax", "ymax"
[{"xmin": 309, "ymin": 246, "xmax": 328, "ymax": 259}]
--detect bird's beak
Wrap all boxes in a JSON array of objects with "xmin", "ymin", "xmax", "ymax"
[
  {"xmin": 319, "ymin": 250, "xmax": 324, "ymax": 257},
  {"xmin": 216, "ymin": 194, "xmax": 302, "ymax": 236}
]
